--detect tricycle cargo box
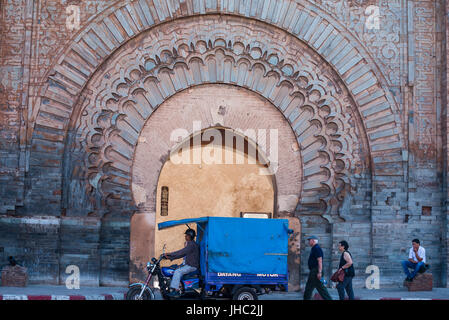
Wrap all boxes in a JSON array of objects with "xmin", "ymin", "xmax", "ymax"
[
  {"xmin": 200, "ymin": 217, "xmax": 289, "ymax": 275},
  {"xmin": 177, "ymin": 217, "xmax": 290, "ymax": 275}
]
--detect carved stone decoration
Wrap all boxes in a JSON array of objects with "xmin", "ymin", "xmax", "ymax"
[
  {"xmin": 315, "ymin": 0, "xmax": 402, "ymax": 87},
  {"xmin": 64, "ymin": 16, "xmax": 369, "ymax": 221},
  {"xmin": 28, "ymin": 2, "xmax": 405, "ymax": 219}
]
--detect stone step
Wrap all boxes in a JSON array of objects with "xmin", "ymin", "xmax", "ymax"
[{"xmin": 404, "ymin": 273, "xmax": 433, "ymax": 292}]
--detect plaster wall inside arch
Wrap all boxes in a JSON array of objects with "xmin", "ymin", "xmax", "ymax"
[{"xmin": 155, "ymin": 128, "xmax": 275, "ymax": 267}]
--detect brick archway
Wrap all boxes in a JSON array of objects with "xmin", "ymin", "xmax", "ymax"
[
  {"xmin": 29, "ymin": 14, "xmax": 376, "ymax": 220},
  {"xmin": 67, "ymin": 17, "xmax": 367, "ymax": 218},
  {"xmin": 27, "ymin": 2, "xmax": 404, "ymax": 219}
]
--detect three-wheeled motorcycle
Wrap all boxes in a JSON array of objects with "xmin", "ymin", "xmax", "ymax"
[{"xmin": 126, "ymin": 216, "xmax": 293, "ymax": 300}]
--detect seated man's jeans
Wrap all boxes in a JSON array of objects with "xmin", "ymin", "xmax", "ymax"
[
  {"xmin": 169, "ymin": 264, "xmax": 197, "ymax": 291},
  {"xmin": 401, "ymin": 260, "xmax": 424, "ymax": 279}
]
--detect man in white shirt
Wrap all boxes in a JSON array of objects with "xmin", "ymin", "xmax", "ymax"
[{"xmin": 401, "ymin": 238, "xmax": 426, "ymax": 281}]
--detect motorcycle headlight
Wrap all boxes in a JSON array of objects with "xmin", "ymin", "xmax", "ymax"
[{"xmin": 147, "ymin": 262, "xmax": 154, "ymax": 270}]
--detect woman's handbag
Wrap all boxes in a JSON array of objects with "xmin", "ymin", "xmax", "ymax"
[{"xmin": 331, "ymin": 268, "xmax": 345, "ymax": 282}]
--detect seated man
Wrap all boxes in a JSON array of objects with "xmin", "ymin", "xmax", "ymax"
[
  {"xmin": 163, "ymin": 228, "xmax": 200, "ymax": 297},
  {"xmin": 401, "ymin": 238, "xmax": 426, "ymax": 282}
]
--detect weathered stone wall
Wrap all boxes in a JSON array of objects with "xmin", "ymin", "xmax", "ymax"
[
  {"xmin": 0, "ymin": 0, "xmax": 448, "ymax": 288},
  {"xmin": 0, "ymin": 0, "xmax": 26, "ymax": 214},
  {"xmin": 441, "ymin": 0, "xmax": 449, "ymax": 288},
  {"xmin": 98, "ymin": 219, "xmax": 130, "ymax": 286},
  {"xmin": 0, "ymin": 216, "xmax": 129, "ymax": 286},
  {"xmin": 0, "ymin": 216, "xmax": 59, "ymax": 284},
  {"xmin": 0, "ymin": 0, "xmax": 114, "ymax": 214}
]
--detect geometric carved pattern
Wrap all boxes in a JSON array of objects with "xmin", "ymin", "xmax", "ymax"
[
  {"xmin": 69, "ymin": 16, "xmax": 365, "ymax": 220},
  {"xmin": 315, "ymin": 0, "xmax": 402, "ymax": 87},
  {"xmin": 30, "ymin": 1, "xmax": 405, "ymax": 219}
]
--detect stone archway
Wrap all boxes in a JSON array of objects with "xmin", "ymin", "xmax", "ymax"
[
  {"xmin": 61, "ymin": 16, "xmax": 370, "ymax": 221},
  {"xmin": 27, "ymin": 3, "xmax": 404, "ymax": 217},
  {"xmin": 128, "ymin": 84, "xmax": 303, "ymax": 288}
]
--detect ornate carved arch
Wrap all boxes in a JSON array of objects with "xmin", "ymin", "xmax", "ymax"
[
  {"xmin": 31, "ymin": 1, "xmax": 403, "ymax": 160},
  {"xmin": 27, "ymin": 2, "xmax": 405, "ymax": 218},
  {"xmin": 61, "ymin": 15, "xmax": 369, "ymax": 222}
]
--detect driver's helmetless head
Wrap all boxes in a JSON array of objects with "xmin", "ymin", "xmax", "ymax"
[{"xmin": 185, "ymin": 228, "xmax": 196, "ymax": 240}]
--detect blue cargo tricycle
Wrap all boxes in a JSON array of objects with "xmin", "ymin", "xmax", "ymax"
[{"xmin": 126, "ymin": 216, "xmax": 292, "ymax": 300}]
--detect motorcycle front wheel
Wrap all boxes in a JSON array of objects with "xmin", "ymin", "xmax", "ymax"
[{"xmin": 126, "ymin": 287, "xmax": 153, "ymax": 300}]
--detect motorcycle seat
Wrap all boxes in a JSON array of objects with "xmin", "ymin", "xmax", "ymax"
[{"xmin": 182, "ymin": 269, "xmax": 200, "ymax": 280}]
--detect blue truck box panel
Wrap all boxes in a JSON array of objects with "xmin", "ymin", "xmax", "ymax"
[{"xmin": 200, "ymin": 217, "xmax": 289, "ymax": 275}]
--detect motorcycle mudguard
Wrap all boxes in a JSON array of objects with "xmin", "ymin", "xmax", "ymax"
[{"xmin": 129, "ymin": 283, "xmax": 155, "ymax": 300}]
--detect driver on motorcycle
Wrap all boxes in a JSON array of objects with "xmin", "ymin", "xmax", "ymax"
[{"xmin": 163, "ymin": 228, "xmax": 200, "ymax": 297}]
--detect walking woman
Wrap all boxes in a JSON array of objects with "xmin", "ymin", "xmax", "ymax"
[{"xmin": 336, "ymin": 240, "xmax": 355, "ymax": 300}]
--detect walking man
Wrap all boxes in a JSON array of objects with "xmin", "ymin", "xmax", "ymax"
[{"xmin": 303, "ymin": 235, "xmax": 332, "ymax": 300}]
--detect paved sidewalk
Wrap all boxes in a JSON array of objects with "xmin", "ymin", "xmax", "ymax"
[
  {"xmin": 1, "ymin": 285, "xmax": 449, "ymax": 300},
  {"xmin": 0, "ymin": 285, "xmax": 449, "ymax": 300},
  {"xmin": 260, "ymin": 287, "xmax": 449, "ymax": 300},
  {"xmin": 0, "ymin": 285, "xmax": 128, "ymax": 300}
]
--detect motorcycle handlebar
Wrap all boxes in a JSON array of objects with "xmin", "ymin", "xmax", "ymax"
[{"xmin": 149, "ymin": 254, "xmax": 167, "ymax": 265}]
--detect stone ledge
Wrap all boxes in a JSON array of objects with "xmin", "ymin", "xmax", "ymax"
[
  {"xmin": 1, "ymin": 265, "xmax": 28, "ymax": 287},
  {"xmin": 404, "ymin": 273, "xmax": 433, "ymax": 292}
]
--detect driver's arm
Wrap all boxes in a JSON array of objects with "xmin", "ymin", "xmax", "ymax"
[{"xmin": 166, "ymin": 245, "xmax": 190, "ymax": 260}]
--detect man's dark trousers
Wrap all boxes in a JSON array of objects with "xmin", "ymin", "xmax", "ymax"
[{"xmin": 303, "ymin": 268, "xmax": 333, "ymax": 300}]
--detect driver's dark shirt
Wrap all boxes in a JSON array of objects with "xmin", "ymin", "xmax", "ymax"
[{"xmin": 167, "ymin": 240, "xmax": 200, "ymax": 269}]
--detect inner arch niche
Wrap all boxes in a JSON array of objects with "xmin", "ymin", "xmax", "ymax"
[{"xmin": 155, "ymin": 127, "xmax": 276, "ymax": 267}]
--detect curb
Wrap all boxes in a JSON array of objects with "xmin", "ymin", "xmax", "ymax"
[
  {"xmin": 379, "ymin": 298, "xmax": 447, "ymax": 300},
  {"xmin": 2, "ymin": 293, "xmax": 448, "ymax": 301},
  {"xmin": 312, "ymin": 293, "xmax": 448, "ymax": 301},
  {"xmin": 0, "ymin": 293, "xmax": 126, "ymax": 300}
]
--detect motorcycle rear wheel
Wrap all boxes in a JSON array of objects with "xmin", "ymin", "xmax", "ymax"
[
  {"xmin": 126, "ymin": 287, "xmax": 153, "ymax": 300},
  {"xmin": 232, "ymin": 287, "xmax": 258, "ymax": 300}
]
